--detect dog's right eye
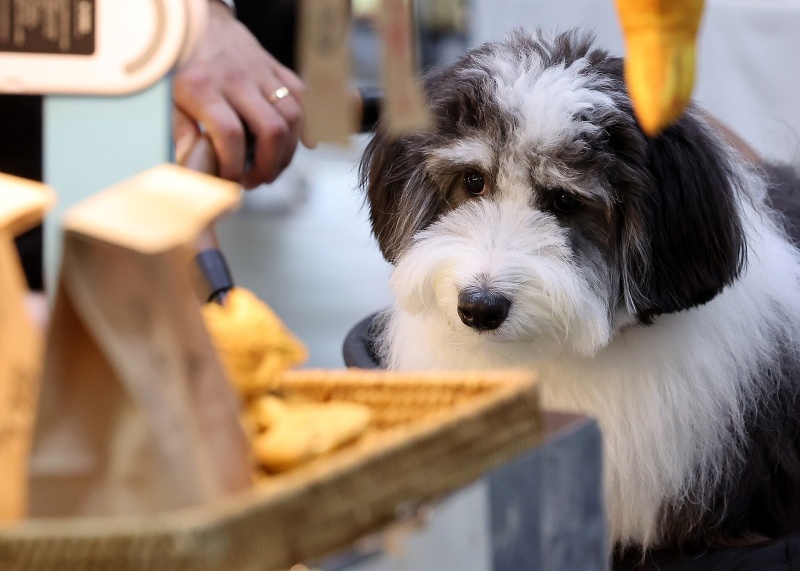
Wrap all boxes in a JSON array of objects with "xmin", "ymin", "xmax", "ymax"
[
  {"xmin": 463, "ymin": 171, "xmax": 486, "ymax": 196},
  {"xmin": 553, "ymin": 191, "xmax": 583, "ymax": 213}
]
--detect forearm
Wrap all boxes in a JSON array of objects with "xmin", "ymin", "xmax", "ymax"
[{"xmin": 212, "ymin": 0, "xmax": 236, "ymax": 13}]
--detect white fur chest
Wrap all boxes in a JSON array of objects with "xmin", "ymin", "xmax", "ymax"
[{"xmin": 381, "ymin": 229, "xmax": 800, "ymax": 547}]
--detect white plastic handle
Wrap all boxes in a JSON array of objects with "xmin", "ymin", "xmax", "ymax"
[{"xmin": 0, "ymin": 0, "xmax": 207, "ymax": 95}]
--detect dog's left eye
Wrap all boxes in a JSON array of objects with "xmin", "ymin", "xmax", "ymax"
[
  {"xmin": 463, "ymin": 170, "xmax": 486, "ymax": 196},
  {"xmin": 553, "ymin": 191, "xmax": 583, "ymax": 213}
]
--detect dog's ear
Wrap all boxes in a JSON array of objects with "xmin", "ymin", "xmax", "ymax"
[
  {"xmin": 359, "ymin": 134, "xmax": 408, "ymax": 263},
  {"xmin": 360, "ymin": 130, "xmax": 442, "ymax": 265},
  {"xmin": 620, "ymin": 113, "xmax": 747, "ymax": 322}
]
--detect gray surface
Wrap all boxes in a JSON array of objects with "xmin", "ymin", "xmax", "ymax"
[
  {"xmin": 489, "ymin": 416, "xmax": 606, "ymax": 571},
  {"xmin": 322, "ymin": 415, "xmax": 607, "ymax": 571},
  {"xmin": 330, "ymin": 484, "xmax": 492, "ymax": 571}
]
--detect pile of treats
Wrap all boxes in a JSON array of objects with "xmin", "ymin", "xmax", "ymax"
[{"xmin": 203, "ymin": 288, "xmax": 373, "ymax": 476}]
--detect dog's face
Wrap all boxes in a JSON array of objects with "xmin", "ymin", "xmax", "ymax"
[{"xmin": 361, "ymin": 31, "xmax": 746, "ymax": 361}]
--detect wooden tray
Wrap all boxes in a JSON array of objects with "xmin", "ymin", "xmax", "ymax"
[{"xmin": 0, "ymin": 368, "xmax": 542, "ymax": 571}]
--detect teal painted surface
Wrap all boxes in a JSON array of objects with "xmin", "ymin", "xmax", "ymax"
[{"xmin": 43, "ymin": 77, "xmax": 173, "ymax": 288}]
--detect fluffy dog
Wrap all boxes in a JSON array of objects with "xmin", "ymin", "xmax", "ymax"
[{"xmin": 359, "ymin": 30, "xmax": 800, "ymax": 556}]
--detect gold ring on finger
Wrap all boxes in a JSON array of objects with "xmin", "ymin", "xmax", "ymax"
[{"xmin": 268, "ymin": 86, "xmax": 290, "ymax": 104}]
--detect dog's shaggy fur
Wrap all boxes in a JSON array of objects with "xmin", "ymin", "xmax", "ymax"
[{"xmin": 359, "ymin": 30, "xmax": 800, "ymax": 555}]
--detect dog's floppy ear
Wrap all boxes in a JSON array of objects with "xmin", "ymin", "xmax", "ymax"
[
  {"xmin": 359, "ymin": 134, "xmax": 408, "ymax": 263},
  {"xmin": 360, "ymin": 130, "xmax": 442, "ymax": 265},
  {"xmin": 620, "ymin": 113, "xmax": 747, "ymax": 323}
]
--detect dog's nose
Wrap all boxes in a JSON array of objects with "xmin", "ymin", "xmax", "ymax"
[{"xmin": 457, "ymin": 289, "xmax": 511, "ymax": 331}]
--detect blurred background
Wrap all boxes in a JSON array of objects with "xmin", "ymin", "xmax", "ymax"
[{"xmin": 218, "ymin": 0, "xmax": 800, "ymax": 368}]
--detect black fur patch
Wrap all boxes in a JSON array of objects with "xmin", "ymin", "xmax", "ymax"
[
  {"xmin": 614, "ymin": 112, "xmax": 747, "ymax": 322},
  {"xmin": 764, "ymin": 162, "xmax": 800, "ymax": 244},
  {"xmin": 563, "ymin": 53, "xmax": 749, "ymax": 323},
  {"xmin": 661, "ymin": 342, "xmax": 800, "ymax": 547},
  {"xmin": 614, "ymin": 335, "xmax": 800, "ymax": 565}
]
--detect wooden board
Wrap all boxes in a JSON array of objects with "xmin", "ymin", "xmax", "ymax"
[
  {"xmin": 0, "ymin": 173, "xmax": 56, "ymax": 237},
  {"xmin": 7, "ymin": 369, "xmax": 542, "ymax": 570},
  {"xmin": 0, "ymin": 175, "xmax": 54, "ymax": 522},
  {"xmin": 63, "ymin": 164, "xmax": 240, "ymax": 253},
  {"xmin": 29, "ymin": 165, "xmax": 251, "ymax": 518}
]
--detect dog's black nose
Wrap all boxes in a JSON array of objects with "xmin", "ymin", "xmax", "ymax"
[{"xmin": 457, "ymin": 289, "xmax": 511, "ymax": 331}]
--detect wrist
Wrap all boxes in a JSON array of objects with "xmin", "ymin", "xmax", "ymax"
[{"xmin": 212, "ymin": 0, "xmax": 236, "ymax": 15}]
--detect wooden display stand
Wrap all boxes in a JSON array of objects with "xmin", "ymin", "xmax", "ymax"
[
  {"xmin": 28, "ymin": 165, "xmax": 252, "ymax": 517},
  {"xmin": 0, "ymin": 369, "xmax": 544, "ymax": 570},
  {"xmin": 0, "ymin": 174, "xmax": 55, "ymax": 522}
]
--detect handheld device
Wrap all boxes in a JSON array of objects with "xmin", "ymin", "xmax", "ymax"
[{"xmin": 0, "ymin": 0, "xmax": 207, "ymax": 96}]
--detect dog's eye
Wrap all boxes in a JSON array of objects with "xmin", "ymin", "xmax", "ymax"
[
  {"xmin": 463, "ymin": 170, "xmax": 486, "ymax": 196},
  {"xmin": 553, "ymin": 191, "xmax": 583, "ymax": 213}
]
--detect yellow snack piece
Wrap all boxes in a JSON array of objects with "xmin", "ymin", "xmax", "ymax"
[
  {"xmin": 203, "ymin": 288, "xmax": 372, "ymax": 475},
  {"xmin": 246, "ymin": 395, "xmax": 288, "ymax": 432},
  {"xmin": 252, "ymin": 400, "xmax": 374, "ymax": 473},
  {"xmin": 615, "ymin": 0, "xmax": 704, "ymax": 135},
  {"xmin": 202, "ymin": 287, "xmax": 308, "ymax": 395}
]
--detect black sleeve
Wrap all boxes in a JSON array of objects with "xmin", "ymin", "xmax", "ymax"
[{"xmin": 233, "ymin": 0, "xmax": 298, "ymax": 71}]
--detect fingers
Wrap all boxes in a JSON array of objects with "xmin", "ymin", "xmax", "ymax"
[
  {"xmin": 225, "ymin": 81, "xmax": 294, "ymax": 188},
  {"xmin": 174, "ymin": 5, "xmax": 311, "ymax": 187},
  {"xmin": 174, "ymin": 66, "xmax": 307, "ymax": 187},
  {"xmin": 174, "ymin": 66, "xmax": 248, "ymax": 182},
  {"xmin": 254, "ymin": 65, "xmax": 306, "ymax": 182},
  {"xmin": 262, "ymin": 84, "xmax": 303, "ymax": 170},
  {"xmin": 273, "ymin": 66, "xmax": 306, "ymax": 107},
  {"xmin": 223, "ymin": 68, "xmax": 305, "ymax": 188},
  {"xmin": 273, "ymin": 66, "xmax": 316, "ymax": 150}
]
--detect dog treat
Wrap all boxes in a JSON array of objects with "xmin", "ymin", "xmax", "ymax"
[
  {"xmin": 203, "ymin": 289, "xmax": 372, "ymax": 474},
  {"xmin": 250, "ymin": 396, "xmax": 373, "ymax": 473},
  {"xmin": 615, "ymin": 0, "xmax": 704, "ymax": 135},
  {"xmin": 202, "ymin": 287, "xmax": 308, "ymax": 395},
  {"xmin": 245, "ymin": 394, "xmax": 288, "ymax": 432}
]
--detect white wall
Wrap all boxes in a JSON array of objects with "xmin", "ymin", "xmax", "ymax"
[{"xmin": 468, "ymin": 0, "xmax": 800, "ymax": 163}]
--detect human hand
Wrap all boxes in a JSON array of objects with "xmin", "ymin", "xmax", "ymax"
[{"xmin": 173, "ymin": 1, "xmax": 306, "ymax": 188}]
